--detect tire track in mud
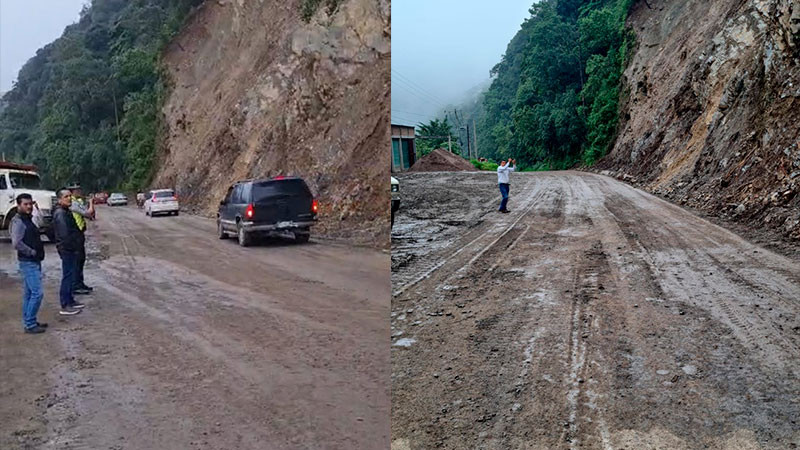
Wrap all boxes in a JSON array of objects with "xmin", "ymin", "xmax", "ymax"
[
  {"xmin": 393, "ymin": 172, "xmax": 800, "ymax": 449},
  {"xmin": 80, "ymin": 208, "xmax": 388, "ymax": 448},
  {"xmin": 393, "ymin": 177, "xmax": 584, "ymax": 449},
  {"xmin": 392, "ymin": 178, "xmax": 543, "ymax": 297},
  {"xmin": 604, "ymin": 192, "xmax": 800, "ymax": 379},
  {"xmin": 419, "ymin": 185, "xmax": 566, "ymax": 316},
  {"xmin": 561, "ymin": 241, "xmax": 613, "ymax": 450}
]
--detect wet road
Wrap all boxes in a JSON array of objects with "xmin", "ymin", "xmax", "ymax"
[
  {"xmin": 391, "ymin": 171, "xmax": 800, "ymax": 450},
  {"xmin": 1, "ymin": 205, "xmax": 389, "ymax": 449}
]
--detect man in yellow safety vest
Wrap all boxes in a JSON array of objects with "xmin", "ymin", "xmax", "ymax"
[{"xmin": 68, "ymin": 184, "xmax": 95, "ymax": 295}]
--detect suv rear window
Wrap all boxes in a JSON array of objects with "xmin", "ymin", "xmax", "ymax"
[
  {"xmin": 252, "ymin": 179, "xmax": 311, "ymax": 201},
  {"xmin": 155, "ymin": 191, "xmax": 174, "ymax": 198}
]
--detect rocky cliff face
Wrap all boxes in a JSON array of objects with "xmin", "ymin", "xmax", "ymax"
[
  {"xmin": 153, "ymin": 0, "xmax": 390, "ymax": 246},
  {"xmin": 598, "ymin": 0, "xmax": 800, "ymax": 241}
]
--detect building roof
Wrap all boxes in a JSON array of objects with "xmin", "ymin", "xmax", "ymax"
[{"xmin": 0, "ymin": 161, "xmax": 38, "ymax": 172}]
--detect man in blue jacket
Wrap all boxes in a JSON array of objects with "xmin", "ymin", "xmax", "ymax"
[
  {"xmin": 53, "ymin": 188, "xmax": 85, "ymax": 316},
  {"xmin": 10, "ymin": 194, "xmax": 48, "ymax": 333}
]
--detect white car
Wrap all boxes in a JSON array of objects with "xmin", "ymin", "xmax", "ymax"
[
  {"xmin": 144, "ymin": 189, "xmax": 180, "ymax": 217},
  {"xmin": 107, "ymin": 193, "xmax": 128, "ymax": 206}
]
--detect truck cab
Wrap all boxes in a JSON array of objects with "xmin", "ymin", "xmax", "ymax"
[{"xmin": 0, "ymin": 162, "xmax": 57, "ymax": 240}]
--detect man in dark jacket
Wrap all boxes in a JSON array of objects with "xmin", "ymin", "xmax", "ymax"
[
  {"xmin": 68, "ymin": 184, "xmax": 95, "ymax": 295},
  {"xmin": 53, "ymin": 188, "xmax": 85, "ymax": 316},
  {"xmin": 10, "ymin": 194, "xmax": 48, "ymax": 333}
]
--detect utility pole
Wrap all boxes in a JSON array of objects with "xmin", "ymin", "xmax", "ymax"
[
  {"xmin": 448, "ymin": 134, "xmax": 452, "ymax": 153},
  {"xmin": 465, "ymin": 124, "xmax": 471, "ymax": 160},
  {"xmin": 473, "ymin": 118, "xmax": 478, "ymax": 159}
]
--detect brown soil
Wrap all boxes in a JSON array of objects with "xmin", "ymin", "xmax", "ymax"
[
  {"xmin": 154, "ymin": 0, "xmax": 390, "ymax": 248},
  {"xmin": 408, "ymin": 149, "xmax": 478, "ymax": 173},
  {"xmin": 1, "ymin": 205, "xmax": 389, "ymax": 449},
  {"xmin": 391, "ymin": 171, "xmax": 800, "ymax": 449},
  {"xmin": 598, "ymin": 0, "xmax": 800, "ymax": 246}
]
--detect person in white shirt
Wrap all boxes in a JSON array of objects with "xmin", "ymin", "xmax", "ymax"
[{"xmin": 497, "ymin": 158, "xmax": 516, "ymax": 213}]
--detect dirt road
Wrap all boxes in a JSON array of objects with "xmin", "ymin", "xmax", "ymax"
[
  {"xmin": 1, "ymin": 205, "xmax": 389, "ymax": 449},
  {"xmin": 391, "ymin": 171, "xmax": 800, "ymax": 449}
]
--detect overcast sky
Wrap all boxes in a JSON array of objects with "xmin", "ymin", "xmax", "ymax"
[
  {"xmin": 391, "ymin": 0, "xmax": 533, "ymax": 126},
  {"xmin": 0, "ymin": 0, "xmax": 88, "ymax": 92}
]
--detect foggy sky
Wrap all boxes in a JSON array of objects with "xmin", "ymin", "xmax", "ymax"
[
  {"xmin": 0, "ymin": 0, "xmax": 88, "ymax": 92},
  {"xmin": 391, "ymin": 0, "xmax": 534, "ymax": 127}
]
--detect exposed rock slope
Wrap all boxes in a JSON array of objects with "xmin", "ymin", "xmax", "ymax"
[
  {"xmin": 153, "ymin": 0, "xmax": 390, "ymax": 246},
  {"xmin": 598, "ymin": 0, "xmax": 800, "ymax": 242}
]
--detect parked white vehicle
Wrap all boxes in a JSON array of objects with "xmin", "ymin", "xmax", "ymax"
[
  {"xmin": 0, "ymin": 162, "xmax": 57, "ymax": 240},
  {"xmin": 144, "ymin": 189, "xmax": 180, "ymax": 217},
  {"xmin": 108, "ymin": 193, "xmax": 128, "ymax": 206}
]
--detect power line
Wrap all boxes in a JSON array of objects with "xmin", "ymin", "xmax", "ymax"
[
  {"xmin": 390, "ymin": 113, "xmax": 427, "ymax": 126},
  {"xmin": 392, "ymin": 76, "xmax": 443, "ymax": 103},
  {"xmin": 391, "ymin": 109, "xmax": 435, "ymax": 118},
  {"xmin": 392, "ymin": 69, "xmax": 451, "ymax": 106},
  {"xmin": 392, "ymin": 80, "xmax": 448, "ymax": 112}
]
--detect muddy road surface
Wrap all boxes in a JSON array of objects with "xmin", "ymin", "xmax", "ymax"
[
  {"xmin": 391, "ymin": 171, "xmax": 800, "ymax": 449},
  {"xmin": 1, "ymin": 205, "xmax": 388, "ymax": 449}
]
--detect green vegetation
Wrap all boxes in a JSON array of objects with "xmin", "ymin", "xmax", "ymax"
[
  {"xmin": 301, "ymin": 0, "xmax": 344, "ymax": 22},
  {"xmin": 0, "ymin": 0, "xmax": 203, "ymax": 190},
  {"xmin": 415, "ymin": 117, "xmax": 462, "ymax": 156},
  {"xmin": 470, "ymin": 159, "xmax": 499, "ymax": 171},
  {"xmin": 479, "ymin": 0, "xmax": 634, "ymax": 168}
]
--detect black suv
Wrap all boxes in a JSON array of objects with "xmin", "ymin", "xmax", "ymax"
[{"xmin": 217, "ymin": 176, "xmax": 318, "ymax": 246}]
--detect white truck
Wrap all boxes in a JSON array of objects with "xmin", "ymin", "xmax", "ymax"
[{"xmin": 0, "ymin": 161, "xmax": 57, "ymax": 241}]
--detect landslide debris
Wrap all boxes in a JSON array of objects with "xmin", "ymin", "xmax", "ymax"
[
  {"xmin": 597, "ymin": 0, "xmax": 800, "ymax": 244},
  {"xmin": 153, "ymin": 0, "xmax": 390, "ymax": 247},
  {"xmin": 408, "ymin": 149, "xmax": 478, "ymax": 173}
]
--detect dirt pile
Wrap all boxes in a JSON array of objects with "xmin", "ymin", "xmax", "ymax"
[
  {"xmin": 408, "ymin": 148, "xmax": 477, "ymax": 172},
  {"xmin": 152, "ymin": 0, "xmax": 390, "ymax": 247},
  {"xmin": 597, "ymin": 0, "xmax": 800, "ymax": 242}
]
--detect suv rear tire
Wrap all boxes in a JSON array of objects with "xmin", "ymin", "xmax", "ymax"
[
  {"xmin": 237, "ymin": 223, "xmax": 251, "ymax": 247},
  {"xmin": 294, "ymin": 228, "xmax": 310, "ymax": 244},
  {"xmin": 218, "ymin": 220, "xmax": 228, "ymax": 239}
]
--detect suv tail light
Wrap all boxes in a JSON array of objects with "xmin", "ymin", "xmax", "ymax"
[
  {"xmin": 312, "ymin": 199, "xmax": 318, "ymax": 214},
  {"xmin": 245, "ymin": 203, "xmax": 255, "ymax": 219}
]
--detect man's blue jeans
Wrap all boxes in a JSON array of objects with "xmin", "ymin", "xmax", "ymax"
[
  {"xmin": 19, "ymin": 261, "xmax": 43, "ymax": 330},
  {"xmin": 58, "ymin": 251, "xmax": 78, "ymax": 309},
  {"xmin": 498, "ymin": 183, "xmax": 510, "ymax": 211}
]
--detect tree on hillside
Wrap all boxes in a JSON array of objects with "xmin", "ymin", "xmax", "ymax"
[
  {"xmin": 478, "ymin": 0, "xmax": 634, "ymax": 169},
  {"xmin": 0, "ymin": 0, "xmax": 203, "ymax": 190},
  {"xmin": 415, "ymin": 117, "xmax": 462, "ymax": 157}
]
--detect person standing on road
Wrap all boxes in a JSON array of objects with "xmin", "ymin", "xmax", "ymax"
[
  {"xmin": 497, "ymin": 158, "xmax": 516, "ymax": 213},
  {"xmin": 10, "ymin": 194, "xmax": 48, "ymax": 333},
  {"xmin": 69, "ymin": 184, "xmax": 95, "ymax": 295},
  {"xmin": 53, "ymin": 188, "xmax": 85, "ymax": 316}
]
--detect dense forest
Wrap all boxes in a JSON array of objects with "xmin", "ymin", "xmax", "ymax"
[
  {"xmin": 476, "ymin": 0, "xmax": 633, "ymax": 169},
  {"xmin": 0, "ymin": 0, "xmax": 206, "ymax": 190}
]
